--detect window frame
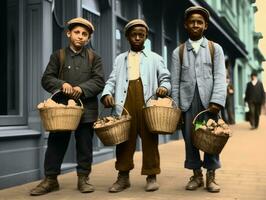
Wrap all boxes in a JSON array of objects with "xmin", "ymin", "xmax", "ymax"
[{"xmin": 0, "ymin": 0, "xmax": 27, "ymax": 126}]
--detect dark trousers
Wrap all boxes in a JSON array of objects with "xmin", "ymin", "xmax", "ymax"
[
  {"xmin": 44, "ymin": 122, "xmax": 94, "ymax": 176},
  {"xmin": 248, "ymin": 102, "xmax": 261, "ymax": 128},
  {"xmin": 115, "ymin": 79, "xmax": 160, "ymax": 175},
  {"xmin": 181, "ymin": 87, "xmax": 221, "ymax": 170}
]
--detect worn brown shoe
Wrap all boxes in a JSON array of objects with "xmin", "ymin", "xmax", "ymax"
[
  {"xmin": 185, "ymin": 169, "xmax": 204, "ymax": 190},
  {"xmin": 30, "ymin": 176, "xmax": 59, "ymax": 196},
  {"xmin": 145, "ymin": 175, "xmax": 159, "ymax": 192},
  {"xmin": 77, "ymin": 174, "xmax": 94, "ymax": 193},
  {"xmin": 206, "ymin": 170, "xmax": 220, "ymax": 193},
  {"xmin": 109, "ymin": 171, "xmax": 130, "ymax": 193}
]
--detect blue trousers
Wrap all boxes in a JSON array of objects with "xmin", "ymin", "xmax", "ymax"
[{"xmin": 181, "ymin": 87, "xmax": 221, "ymax": 170}]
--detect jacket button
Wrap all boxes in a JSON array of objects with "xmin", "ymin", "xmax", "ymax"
[{"xmin": 124, "ymin": 91, "xmax": 126, "ymax": 93}]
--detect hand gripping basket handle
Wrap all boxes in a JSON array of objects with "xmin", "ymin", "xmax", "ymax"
[
  {"xmin": 192, "ymin": 109, "xmax": 221, "ymax": 125},
  {"xmin": 50, "ymin": 90, "xmax": 83, "ymax": 108},
  {"xmin": 145, "ymin": 94, "xmax": 178, "ymax": 108},
  {"xmin": 98, "ymin": 104, "xmax": 130, "ymax": 119}
]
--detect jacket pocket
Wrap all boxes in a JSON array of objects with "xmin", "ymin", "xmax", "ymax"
[
  {"xmin": 203, "ymin": 63, "xmax": 212, "ymax": 79},
  {"xmin": 180, "ymin": 65, "xmax": 190, "ymax": 81}
]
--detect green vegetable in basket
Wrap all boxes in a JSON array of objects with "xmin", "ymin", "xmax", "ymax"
[{"xmin": 194, "ymin": 120, "xmax": 206, "ymax": 131}]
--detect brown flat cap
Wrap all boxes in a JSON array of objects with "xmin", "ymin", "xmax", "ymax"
[
  {"xmin": 184, "ymin": 6, "xmax": 210, "ymax": 21},
  {"xmin": 124, "ymin": 19, "xmax": 149, "ymax": 35},
  {"xmin": 67, "ymin": 17, "xmax": 94, "ymax": 33}
]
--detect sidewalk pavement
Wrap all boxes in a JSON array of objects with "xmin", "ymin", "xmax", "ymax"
[{"xmin": 1, "ymin": 116, "xmax": 266, "ymax": 200}]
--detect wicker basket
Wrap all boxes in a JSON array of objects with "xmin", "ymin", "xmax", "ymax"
[
  {"xmin": 143, "ymin": 96, "xmax": 181, "ymax": 134},
  {"xmin": 38, "ymin": 91, "xmax": 84, "ymax": 132},
  {"xmin": 192, "ymin": 110, "xmax": 230, "ymax": 155},
  {"xmin": 94, "ymin": 104, "xmax": 131, "ymax": 146}
]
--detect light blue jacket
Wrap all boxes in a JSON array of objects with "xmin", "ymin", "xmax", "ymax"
[
  {"xmin": 171, "ymin": 37, "xmax": 226, "ymax": 112},
  {"xmin": 102, "ymin": 48, "xmax": 171, "ymax": 115}
]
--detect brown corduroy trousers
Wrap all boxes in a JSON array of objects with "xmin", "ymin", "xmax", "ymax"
[{"xmin": 115, "ymin": 78, "xmax": 160, "ymax": 175}]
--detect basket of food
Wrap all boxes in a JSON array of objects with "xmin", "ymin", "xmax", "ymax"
[
  {"xmin": 93, "ymin": 104, "xmax": 131, "ymax": 146},
  {"xmin": 192, "ymin": 109, "xmax": 232, "ymax": 155},
  {"xmin": 38, "ymin": 91, "xmax": 84, "ymax": 132},
  {"xmin": 143, "ymin": 95, "xmax": 181, "ymax": 134}
]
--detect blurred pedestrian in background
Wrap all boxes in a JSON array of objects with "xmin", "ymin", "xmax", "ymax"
[{"xmin": 244, "ymin": 70, "xmax": 265, "ymax": 129}]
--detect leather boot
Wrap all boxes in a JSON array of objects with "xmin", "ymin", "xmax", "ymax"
[
  {"xmin": 206, "ymin": 170, "xmax": 220, "ymax": 193},
  {"xmin": 185, "ymin": 169, "xmax": 204, "ymax": 190},
  {"xmin": 77, "ymin": 174, "xmax": 94, "ymax": 193},
  {"xmin": 109, "ymin": 171, "xmax": 130, "ymax": 193},
  {"xmin": 145, "ymin": 175, "xmax": 159, "ymax": 192},
  {"xmin": 30, "ymin": 175, "xmax": 59, "ymax": 196}
]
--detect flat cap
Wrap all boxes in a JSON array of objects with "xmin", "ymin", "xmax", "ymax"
[
  {"xmin": 184, "ymin": 6, "xmax": 210, "ymax": 21},
  {"xmin": 124, "ymin": 19, "xmax": 149, "ymax": 35},
  {"xmin": 67, "ymin": 17, "xmax": 94, "ymax": 33}
]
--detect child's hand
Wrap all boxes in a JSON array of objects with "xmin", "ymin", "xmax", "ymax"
[
  {"xmin": 156, "ymin": 87, "xmax": 168, "ymax": 97},
  {"xmin": 62, "ymin": 83, "xmax": 73, "ymax": 95}
]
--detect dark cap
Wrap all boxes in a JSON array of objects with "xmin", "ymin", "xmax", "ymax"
[
  {"xmin": 184, "ymin": 6, "xmax": 210, "ymax": 21},
  {"xmin": 124, "ymin": 19, "xmax": 149, "ymax": 35},
  {"xmin": 67, "ymin": 17, "xmax": 94, "ymax": 33}
]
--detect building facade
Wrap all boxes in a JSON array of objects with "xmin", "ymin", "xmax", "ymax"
[{"xmin": 0, "ymin": 0, "xmax": 264, "ymax": 188}]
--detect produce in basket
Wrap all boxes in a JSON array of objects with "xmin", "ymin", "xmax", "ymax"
[
  {"xmin": 37, "ymin": 99, "xmax": 79, "ymax": 109},
  {"xmin": 93, "ymin": 115, "xmax": 130, "ymax": 128},
  {"xmin": 147, "ymin": 97, "xmax": 172, "ymax": 108},
  {"xmin": 195, "ymin": 118, "xmax": 231, "ymax": 136}
]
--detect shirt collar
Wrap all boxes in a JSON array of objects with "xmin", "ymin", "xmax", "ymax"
[
  {"xmin": 186, "ymin": 37, "xmax": 207, "ymax": 51},
  {"xmin": 67, "ymin": 46, "xmax": 86, "ymax": 57},
  {"xmin": 126, "ymin": 47, "xmax": 148, "ymax": 59}
]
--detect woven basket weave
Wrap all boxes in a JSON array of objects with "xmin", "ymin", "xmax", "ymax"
[
  {"xmin": 143, "ymin": 96, "xmax": 181, "ymax": 135},
  {"xmin": 38, "ymin": 91, "xmax": 83, "ymax": 132},
  {"xmin": 192, "ymin": 109, "xmax": 230, "ymax": 155},
  {"xmin": 94, "ymin": 104, "xmax": 131, "ymax": 146}
]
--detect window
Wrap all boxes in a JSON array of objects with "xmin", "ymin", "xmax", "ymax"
[
  {"xmin": 115, "ymin": 21, "xmax": 128, "ymax": 56},
  {"xmin": 82, "ymin": 0, "xmax": 101, "ymax": 51},
  {"xmin": 145, "ymin": 32, "xmax": 154, "ymax": 51},
  {"xmin": 115, "ymin": 0, "xmax": 132, "ymax": 19},
  {"xmin": 52, "ymin": 0, "xmax": 64, "ymax": 51},
  {"xmin": 0, "ymin": 0, "xmax": 25, "ymax": 125},
  {"xmin": 237, "ymin": 66, "xmax": 244, "ymax": 106},
  {"xmin": 83, "ymin": 10, "xmax": 100, "ymax": 51}
]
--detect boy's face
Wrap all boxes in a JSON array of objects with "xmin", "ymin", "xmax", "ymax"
[
  {"xmin": 184, "ymin": 13, "xmax": 208, "ymax": 41},
  {"xmin": 67, "ymin": 25, "xmax": 90, "ymax": 51},
  {"xmin": 251, "ymin": 75, "xmax": 257, "ymax": 81},
  {"xmin": 127, "ymin": 26, "xmax": 147, "ymax": 51}
]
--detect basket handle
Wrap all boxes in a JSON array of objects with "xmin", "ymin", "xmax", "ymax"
[
  {"xmin": 192, "ymin": 109, "xmax": 221, "ymax": 125},
  {"xmin": 50, "ymin": 90, "xmax": 83, "ymax": 108},
  {"xmin": 145, "ymin": 94, "xmax": 178, "ymax": 108},
  {"xmin": 98, "ymin": 104, "xmax": 130, "ymax": 119}
]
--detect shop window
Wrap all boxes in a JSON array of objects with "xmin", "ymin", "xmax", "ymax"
[{"xmin": 0, "ymin": 0, "xmax": 25, "ymax": 125}]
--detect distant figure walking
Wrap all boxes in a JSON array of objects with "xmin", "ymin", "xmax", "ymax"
[{"xmin": 244, "ymin": 70, "xmax": 265, "ymax": 129}]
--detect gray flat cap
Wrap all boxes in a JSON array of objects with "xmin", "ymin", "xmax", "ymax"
[
  {"xmin": 124, "ymin": 19, "xmax": 149, "ymax": 35},
  {"xmin": 184, "ymin": 6, "xmax": 210, "ymax": 21}
]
